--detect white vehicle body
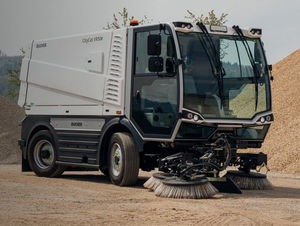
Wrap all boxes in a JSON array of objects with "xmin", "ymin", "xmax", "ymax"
[
  {"xmin": 18, "ymin": 23, "xmax": 263, "ymax": 118},
  {"xmin": 18, "ymin": 22, "xmax": 273, "ymax": 186},
  {"xmin": 19, "ymin": 29, "xmax": 126, "ymax": 116}
]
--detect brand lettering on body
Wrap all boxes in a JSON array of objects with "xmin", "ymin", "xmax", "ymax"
[
  {"xmin": 71, "ymin": 122, "xmax": 83, "ymax": 127},
  {"xmin": 82, "ymin": 36, "xmax": 103, "ymax": 44},
  {"xmin": 36, "ymin": 43, "xmax": 47, "ymax": 48}
]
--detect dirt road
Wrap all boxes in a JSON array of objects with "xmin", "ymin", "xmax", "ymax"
[{"xmin": 0, "ymin": 165, "xmax": 299, "ymax": 226}]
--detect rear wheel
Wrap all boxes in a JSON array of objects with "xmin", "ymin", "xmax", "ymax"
[
  {"xmin": 27, "ymin": 130, "xmax": 65, "ymax": 177},
  {"xmin": 108, "ymin": 132, "xmax": 140, "ymax": 186}
]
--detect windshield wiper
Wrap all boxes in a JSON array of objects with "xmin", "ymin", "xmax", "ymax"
[
  {"xmin": 232, "ymin": 25, "xmax": 259, "ymax": 111},
  {"xmin": 196, "ymin": 22, "xmax": 226, "ymax": 108},
  {"xmin": 194, "ymin": 32, "xmax": 224, "ymax": 107},
  {"xmin": 194, "ymin": 30, "xmax": 216, "ymax": 80}
]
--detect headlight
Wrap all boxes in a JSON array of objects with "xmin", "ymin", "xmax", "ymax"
[
  {"xmin": 266, "ymin": 115, "xmax": 271, "ymax": 121},
  {"xmin": 187, "ymin": 113, "xmax": 193, "ymax": 119},
  {"xmin": 193, "ymin": 115, "xmax": 199, "ymax": 121}
]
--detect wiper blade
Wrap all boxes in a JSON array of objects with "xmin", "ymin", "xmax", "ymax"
[
  {"xmin": 194, "ymin": 31, "xmax": 217, "ymax": 79},
  {"xmin": 232, "ymin": 25, "xmax": 259, "ymax": 111},
  {"xmin": 197, "ymin": 22, "xmax": 226, "ymax": 108}
]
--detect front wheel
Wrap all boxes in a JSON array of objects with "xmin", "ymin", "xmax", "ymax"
[
  {"xmin": 27, "ymin": 130, "xmax": 65, "ymax": 177},
  {"xmin": 108, "ymin": 132, "xmax": 140, "ymax": 186}
]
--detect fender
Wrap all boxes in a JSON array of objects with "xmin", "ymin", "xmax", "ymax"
[
  {"xmin": 119, "ymin": 117, "xmax": 144, "ymax": 152},
  {"xmin": 98, "ymin": 117, "xmax": 144, "ymax": 166},
  {"xmin": 20, "ymin": 115, "xmax": 58, "ymax": 172},
  {"xmin": 21, "ymin": 116, "xmax": 58, "ymax": 159}
]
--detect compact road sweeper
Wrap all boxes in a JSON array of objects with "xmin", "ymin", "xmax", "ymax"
[{"xmin": 18, "ymin": 21, "xmax": 273, "ymax": 198}]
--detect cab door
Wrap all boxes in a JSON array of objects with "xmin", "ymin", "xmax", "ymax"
[{"xmin": 130, "ymin": 25, "xmax": 179, "ymax": 139}]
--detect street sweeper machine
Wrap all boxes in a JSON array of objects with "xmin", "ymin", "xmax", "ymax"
[{"xmin": 18, "ymin": 21, "xmax": 273, "ymax": 199}]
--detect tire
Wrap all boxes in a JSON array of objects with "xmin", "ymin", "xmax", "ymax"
[
  {"xmin": 27, "ymin": 130, "xmax": 65, "ymax": 177},
  {"xmin": 108, "ymin": 132, "xmax": 140, "ymax": 186}
]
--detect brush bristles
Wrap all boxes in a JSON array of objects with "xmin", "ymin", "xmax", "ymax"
[
  {"xmin": 227, "ymin": 174, "xmax": 273, "ymax": 190},
  {"xmin": 143, "ymin": 176, "xmax": 162, "ymax": 191},
  {"xmin": 154, "ymin": 182, "xmax": 218, "ymax": 199}
]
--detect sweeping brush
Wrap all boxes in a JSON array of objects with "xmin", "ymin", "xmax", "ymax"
[
  {"xmin": 143, "ymin": 173, "xmax": 174, "ymax": 191},
  {"xmin": 154, "ymin": 177, "xmax": 218, "ymax": 199},
  {"xmin": 226, "ymin": 170, "xmax": 272, "ymax": 190}
]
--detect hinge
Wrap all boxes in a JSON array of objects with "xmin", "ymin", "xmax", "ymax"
[{"xmin": 24, "ymin": 105, "xmax": 31, "ymax": 110}]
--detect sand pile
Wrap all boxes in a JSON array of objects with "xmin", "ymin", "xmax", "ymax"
[
  {"xmin": 259, "ymin": 49, "xmax": 300, "ymax": 174},
  {"xmin": 0, "ymin": 96, "xmax": 24, "ymax": 163}
]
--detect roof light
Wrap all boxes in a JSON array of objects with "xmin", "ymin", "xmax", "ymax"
[
  {"xmin": 130, "ymin": 20, "xmax": 139, "ymax": 26},
  {"xmin": 250, "ymin": 28, "xmax": 262, "ymax": 35},
  {"xmin": 210, "ymin": 25, "xmax": 228, "ymax": 33},
  {"xmin": 173, "ymin": 22, "xmax": 193, "ymax": 29}
]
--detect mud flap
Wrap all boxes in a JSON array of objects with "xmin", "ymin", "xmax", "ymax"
[
  {"xmin": 208, "ymin": 176, "xmax": 242, "ymax": 194},
  {"xmin": 22, "ymin": 156, "xmax": 32, "ymax": 172}
]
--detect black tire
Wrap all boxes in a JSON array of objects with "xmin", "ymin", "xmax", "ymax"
[
  {"xmin": 108, "ymin": 132, "xmax": 140, "ymax": 186},
  {"xmin": 27, "ymin": 130, "xmax": 65, "ymax": 177}
]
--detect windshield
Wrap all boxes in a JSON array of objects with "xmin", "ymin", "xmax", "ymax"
[{"xmin": 177, "ymin": 32, "xmax": 271, "ymax": 119}]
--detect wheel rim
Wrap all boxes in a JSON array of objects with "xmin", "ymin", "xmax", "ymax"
[
  {"xmin": 111, "ymin": 143, "xmax": 122, "ymax": 177},
  {"xmin": 33, "ymin": 140, "xmax": 55, "ymax": 169}
]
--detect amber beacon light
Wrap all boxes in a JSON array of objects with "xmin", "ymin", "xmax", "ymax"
[{"xmin": 130, "ymin": 20, "xmax": 139, "ymax": 26}]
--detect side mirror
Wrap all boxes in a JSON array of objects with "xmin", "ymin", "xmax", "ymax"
[
  {"xmin": 148, "ymin": 34, "xmax": 161, "ymax": 55},
  {"xmin": 166, "ymin": 58, "xmax": 175, "ymax": 74},
  {"xmin": 149, "ymin": 57, "xmax": 163, "ymax": 72},
  {"xmin": 268, "ymin": 64, "xmax": 272, "ymax": 71},
  {"xmin": 268, "ymin": 64, "xmax": 274, "ymax": 81}
]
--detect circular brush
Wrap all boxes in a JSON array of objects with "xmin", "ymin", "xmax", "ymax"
[
  {"xmin": 226, "ymin": 170, "xmax": 272, "ymax": 190},
  {"xmin": 154, "ymin": 176, "xmax": 218, "ymax": 199},
  {"xmin": 143, "ymin": 173, "xmax": 175, "ymax": 191}
]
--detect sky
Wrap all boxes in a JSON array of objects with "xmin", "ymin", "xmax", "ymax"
[{"xmin": 0, "ymin": 0, "xmax": 299, "ymax": 64}]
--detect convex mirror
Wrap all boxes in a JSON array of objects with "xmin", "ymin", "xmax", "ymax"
[{"xmin": 148, "ymin": 34, "xmax": 161, "ymax": 55}]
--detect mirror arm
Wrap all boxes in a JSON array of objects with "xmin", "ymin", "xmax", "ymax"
[
  {"xmin": 176, "ymin": 58, "xmax": 183, "ymax": 66},
  {"xmin": 159, "ymin": 24, "xmax": 166, "ymax": 31}
]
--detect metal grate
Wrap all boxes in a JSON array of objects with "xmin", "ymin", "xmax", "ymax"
[
  {"xmin": 109, "ymin": 35, "xmax": 122, "ymax": 77},
  {"xmin": 104, "ymin": 34, "xmax": 123, "ymax": 105}
]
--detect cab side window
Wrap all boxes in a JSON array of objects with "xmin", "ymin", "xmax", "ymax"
[{"xmin": 135, "ymin": 29, "xmax": 176, "ymax": 75}]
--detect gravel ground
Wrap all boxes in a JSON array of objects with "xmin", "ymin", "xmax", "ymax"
[{"xmin": 0, "ymin": 165, "xmax": 299, "ymax": 226}]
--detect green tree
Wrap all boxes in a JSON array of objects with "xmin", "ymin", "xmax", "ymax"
[
  {"xmin": 186, "ymin": 10, "xmax": 229, "ymax": 59},
  {"xmin": 103, "ymin": 8, "xmax": 152, "ymax": 30},
  {"xmin": 104, "ymin": 8, "xmax": 228, "ymax": 30},
  {"xmin": 7, "ymin": 49, "xmax": 24, "ymax": 101},
  {"xmin": 185, "ymin": 10, "xmax": 228, "ymax": 26}
]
